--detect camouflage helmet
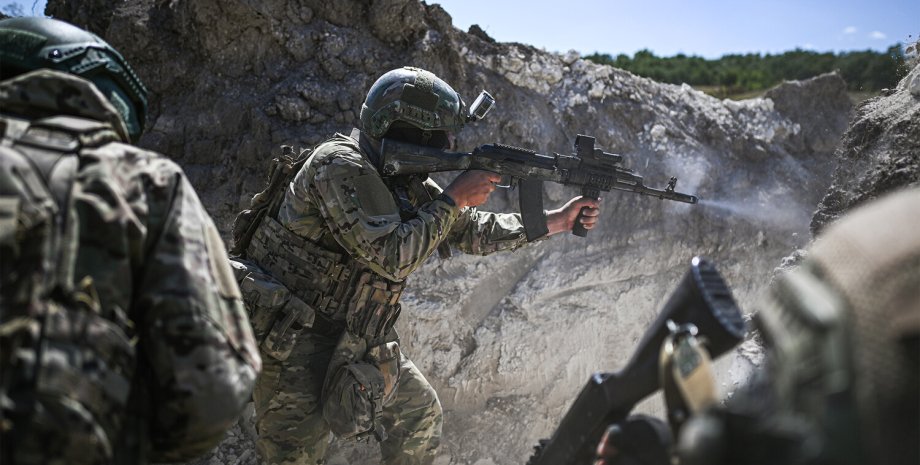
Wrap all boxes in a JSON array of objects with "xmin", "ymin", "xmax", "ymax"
[
  {"xmin": 359, "ymin": 67, "xmax": 466, "ymax": 141},
  {"xmin": 0, "ymin": 17, "xmax": 148, "ymax": 141}
]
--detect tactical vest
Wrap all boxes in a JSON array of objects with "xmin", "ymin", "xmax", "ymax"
[
  {"xmin": 230, "ymin": 141, "xmax": 433, "ymax": 346},
  {"xmin": 246, "ymin": 209, "xmax": 404, "ymax": 342},
  {"xmin": 0, "ymin": 114, "xmax": 140, "ymax": 463}
]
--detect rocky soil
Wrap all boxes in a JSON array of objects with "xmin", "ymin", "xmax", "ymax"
[
  {"xmin": 810, "ymin": 63, "xmax": 920, "ymax": 234},
  {"xmin": 42, "ymin": 1, "xmax": 908, "ymax": 464}
]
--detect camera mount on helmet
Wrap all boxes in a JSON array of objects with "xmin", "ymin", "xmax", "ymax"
[{"xmin": 466, "ymin": 90, "xmax": 495, "ymax": 122}]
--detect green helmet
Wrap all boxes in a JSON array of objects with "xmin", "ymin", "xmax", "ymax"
[
  {"xmin": 359, "ymin": 67, "xmax": 466, "ymax": 143},
  {"xmin": 0, "ymin": 17, "xmax": 148, "ymax": 141}
]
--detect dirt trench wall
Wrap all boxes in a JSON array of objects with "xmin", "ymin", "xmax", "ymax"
[{"xmin": 46, "ymin": 1, "xmax": 857, "ymax": 464}]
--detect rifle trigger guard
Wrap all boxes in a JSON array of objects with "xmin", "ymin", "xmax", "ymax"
[{"xmin": 496, "ymin": 174, "xmax": 513, "ymax": 189}]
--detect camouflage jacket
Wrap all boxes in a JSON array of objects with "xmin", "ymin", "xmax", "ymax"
[
  {"xmin": 278, "ymin": 132, "xmax": 529, "ymax": 282},
  {"xmin": 0, "ymin": 70, "xmax": 261, "ymax": 463}
]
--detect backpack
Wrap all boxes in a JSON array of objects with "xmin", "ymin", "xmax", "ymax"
[
  {"xmin": 0, "ymin": 115, "xmax": 138, "ymax": 464},
  {"xmin": 230, "ymin": 145, "xmax": 312, "ymax": 256}
]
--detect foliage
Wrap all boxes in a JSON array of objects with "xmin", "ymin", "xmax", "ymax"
[
  {"xmin": 0, "ymin": 3, "xmax": 24, "ymax": 17},
  {"xmin": 586, "ymin": 46, "xmax": 907, "ymax": 95}
]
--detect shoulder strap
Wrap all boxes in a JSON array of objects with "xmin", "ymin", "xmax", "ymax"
[
  {"xmin": 0, "ymin": 114, "xmax": 83, "ymax": 298},
  {"xmin": 230, "ymin": 145, "xmax": 312, "ymax": 256}
]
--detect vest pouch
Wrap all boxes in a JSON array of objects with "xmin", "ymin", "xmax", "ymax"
[
  {"xmin": 261, "ymin": 295, "xmax": 315, "ymax": 361},
  {"xmin": 231, "ymin": 258, "xmax": 315, "ymax": 361},
  {"xmin": 322, "ymin": 361, "xmax": 386, "ymax": 441},
  {"xmin": 345, "ymin": 271, "xmax": 403, "ymax": 340},
  {"xmin": 365, "ymin": 341, "xmax": 401, "ymax": 406},
  {"xmin": 231, "ymin": 258, "xmax": 286, "ymax": 340}
]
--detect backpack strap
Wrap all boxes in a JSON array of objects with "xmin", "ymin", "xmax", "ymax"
[
  {"xmin": 4, "ymin": 115, "xmax": 100, "ymax": 296},
  {"xmin": 1, "ymin": 113, "xmax": 134, "ymax": 464}
]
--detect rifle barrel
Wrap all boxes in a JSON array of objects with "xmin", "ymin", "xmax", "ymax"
[{"xmin": 612, "ymin": 184, "xmax": 699, "ymax": 204}]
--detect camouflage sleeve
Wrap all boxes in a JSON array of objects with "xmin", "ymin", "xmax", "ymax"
[
  {"xmin": 310, "ymin": 150, "xmax": 461, "ymax": 282},
  {"xmin": 422, "ymin": 178, "xmax": 530, "ymax": 255},
  {"xmin": 133, "ymin": 159, "xmax": 261, "ymax": 461},
  {"xmin": 447, "ymin": 208, "xmax": 530, "ymax": 255}
]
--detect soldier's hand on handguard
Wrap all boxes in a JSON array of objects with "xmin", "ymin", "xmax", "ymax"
[
  {"xmin": 443, "ymin": 170, "xmax": 502, "ymax": 208},
  {"xmin": 594, "ymin": 415, "xmax": 672, "ymax": 465},
  {"xmin": 546, "ymin": 196, "xmax": 601, "ymax": 235}
]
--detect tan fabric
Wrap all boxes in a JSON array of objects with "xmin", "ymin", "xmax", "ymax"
[{"xmin": 808, "ymin": 188, "xmax": 920, "ymax": 465}]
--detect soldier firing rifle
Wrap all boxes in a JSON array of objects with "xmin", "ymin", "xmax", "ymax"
[{"xmin": 379, "ymin": 91, "xmax": 698, "ymax": 240}]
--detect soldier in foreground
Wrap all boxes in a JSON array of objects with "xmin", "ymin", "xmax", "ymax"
[
  {"xmin": 231, "ymin": 67, "xmax": 601, "ymax": 464},
  {"xmin": 594, "ymin": 188, "xmax": 920, "ymax": 465},
  {"xmin": 0, "ymin": 17, "xmax": 261, "ymax": 464}
]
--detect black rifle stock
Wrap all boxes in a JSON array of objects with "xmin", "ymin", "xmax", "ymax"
[
  {"xmin": 526, "ymin": 257, "xmax": 745, "ymax": 465},
  {"xmin": 379, "ymin": 135, "xmax": 698, "ymax": 240}
]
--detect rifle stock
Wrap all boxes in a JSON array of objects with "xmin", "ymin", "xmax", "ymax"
[
  {"xmin": 380, "ymin": 140, "xmax": 472, "ymax": 175},
  {"xmin": 527, "ymin": 257, "xmax": 745, "ymax": 465}
]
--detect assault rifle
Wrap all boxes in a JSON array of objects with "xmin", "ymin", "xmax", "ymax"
[
  {"xmin": 379, "ymin": 135, "xmax": 698, "ymax": 240},
  {"xmin": 526, "ymin": 257, "xmax": 746, "ymax": 465}
]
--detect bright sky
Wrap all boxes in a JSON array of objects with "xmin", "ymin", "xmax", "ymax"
[
  {"xmin": 2, "ymin": 0, "xmax": 917, "ymax": 59},
  {"xmin": 433, "ymin": 0, "xmax": 918, "ymax": 58}
]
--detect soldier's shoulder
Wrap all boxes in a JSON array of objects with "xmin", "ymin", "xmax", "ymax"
[
  {"xmin": 308, "ymin": 133, "xmax": 371, "ymax": 173},
  {"xmin": 0, "ymin": 71, "xmax": 131, "ymax": 139},
  {"xmin": 93, "ymin": 141, "xmax": 181, "ymax": 171},
  {"xmin": 84, "ymin": 141, "xmax": 189, "ymax": 191}
]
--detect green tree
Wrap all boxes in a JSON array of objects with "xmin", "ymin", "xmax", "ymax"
[{"xmin": 584, "ymin": 45, "xmax": 907, "ymax": 96}]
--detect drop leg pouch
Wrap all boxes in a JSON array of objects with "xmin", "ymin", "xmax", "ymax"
[{"xmin": 321, "ymin": 331, "xmax": 402, "ymax": 441}]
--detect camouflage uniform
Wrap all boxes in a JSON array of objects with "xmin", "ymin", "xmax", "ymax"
[
  {"xmin": 246, "ymin": 131, "xmax": 529, "ymax": 464},
  {"xmin": 0, "ymin": 70, "xmax": 261, "ymax": 463}
]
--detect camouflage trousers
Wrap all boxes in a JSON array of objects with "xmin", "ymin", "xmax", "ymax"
[{"xmin": 253, "ymin": 330, "xmax": 442, "ymax": 465}]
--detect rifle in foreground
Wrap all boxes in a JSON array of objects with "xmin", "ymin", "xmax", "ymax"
[
  {"xmin": 526, "ymin": 256, "xmax": 745, "ymax": 465},
  {"xmin": 379, "ymin": 135, "xmax": 698, "ymax": 240}
]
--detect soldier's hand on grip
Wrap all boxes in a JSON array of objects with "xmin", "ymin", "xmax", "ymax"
[
  {"xmin": 546, "ymin": 196, "xmax": 601, "ymax": 236},
  {"xmin": 443, "ymin": 170, "xmax": 501, "ymax": 208},
  {"xmin": 594, "ymin": 415, "xmax": 672, "ymax": 465}
]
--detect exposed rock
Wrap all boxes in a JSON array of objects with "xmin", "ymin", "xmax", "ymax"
[
  {"xmin": 467, "ymin": 24, "xmax": 495, "ymax": 43},
  {"xmin": 764, "ymin": 71, "xmax": 852, "ymax": 153},
  {"xmin": 910, "ymin": 70, "xmax": 920, "ymax": 97},
  {"xmin": 811, "ymin": 62, "xmax": 920, "ymax": 235},
  {"xmin": 368, "ymin": 0, "xmax": 427, "ymax": 45},
  {"xmin": 45, "ymin": 1, "xmax": 857, "ymax": 464}
]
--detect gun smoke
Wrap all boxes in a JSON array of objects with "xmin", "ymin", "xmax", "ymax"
[{"xmin": 698, "ymin": 197, "xmax": 810, "ymax": 233}]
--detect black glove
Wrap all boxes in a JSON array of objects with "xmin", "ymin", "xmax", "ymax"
[{"xmin": 595, "ymin": 415, "xmax": 672, "ymax": 465}]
